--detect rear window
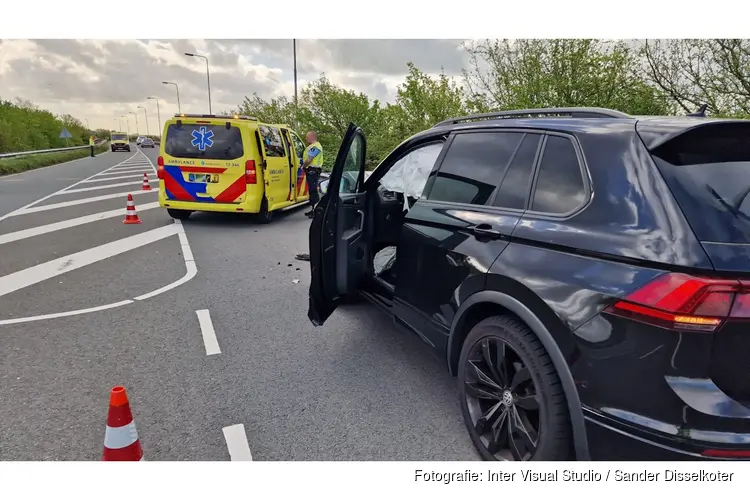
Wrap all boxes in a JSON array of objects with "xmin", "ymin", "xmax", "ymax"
[
  {"xmin": 164, "ymin": 123, "xmax": 244, "ymax": 160},
  {"xmin": 111, "ymin": 134, "xmax": 127, "ymax": 141},
  {"xmin": 652, "ymin": 123, "xmax": 750, "ymax": 244}
]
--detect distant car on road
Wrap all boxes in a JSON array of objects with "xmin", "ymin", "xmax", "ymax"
[
  {"xmin": 318, "ymin": 170, "xmax": 372, "ymax": 195},
  {"xmin": 136, "ymin": 136, "xmax": 146, "ymax": 146},
  {"xmin": 140, "ymin": 138, "xmax": 155, "ymax": 148},
  {"xmin": 110, "ymin": 132, "xmax": 130, "ymax": 152}
]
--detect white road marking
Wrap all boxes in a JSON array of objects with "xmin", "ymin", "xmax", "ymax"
[
  {"xmin": 222, "ymin": 425, "xmax": 253, "ymax": 461},
  {"xmin": 196, "ymin": 309, "xmax": 221, "ymax": 355},
  {"xmin": 0, "ymin": 224, "xmax": 180, "ymax": 299},
  {"xmin": 80, "ymin": 173, "xmax": 148, "ymax": 183},
  {"xmin": 0, "ymin": 151, "xmax": 197, "ymax": 327},
  {"xmin": 60, "ymin": 179, "xmax": 156, "ymax": 194},
  {"xmin": 0, "ymin": 202, "xmax": 160, "ymax": 246},
  {"xmin": 0, "ymin": 300, "xmax": 133, "ymax": 326},
  {"xmin": 12, "ymin": 190, "xmax": 156, "ymax": 216},
  {"xmin": 133, "ymin": 220, "xmax": 195, "ymax": 301},
  {"xmin": 134, "ymin": 261, "xmax": 196, "ymax": 301},
  {"xmin": 109, "ymin": 165, "xmax": 155, "ymax": 172},
  {"xmin": 0, "ymin": 150, "xmax": 139, "ymax": 222}
]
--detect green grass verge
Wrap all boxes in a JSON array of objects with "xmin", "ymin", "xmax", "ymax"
[{"xmin": 0, "ymin": 143, "xmax": 110, "ymax": 176}]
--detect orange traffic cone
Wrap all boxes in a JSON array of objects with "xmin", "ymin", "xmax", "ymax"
[
  {"xmin": 102, "ymin": 386, "xmax": 144, "ymax": 461},
  {"xmin": 141, "ymin": 173, "xmax": 151, "ymax": 191},
  {"xmin": 123, "ymin": 194, "xmax": 142, "ymax": 224}
]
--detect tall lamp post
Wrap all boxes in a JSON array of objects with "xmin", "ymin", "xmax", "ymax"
[
  {"xmin": 147, "ymin": 96, "xmax": 162, "ymax": 138},
  {"xmin": 137, "ymin": 105, "xmax": 149, "ymax": 136},
  {"xmin": 185, "ymin": 52, "xmax": 212, "ymax": 114},
  {"xmin": 129, "ymin": 111, "xmax": 139, "ymax": 135},
  {"xmin": 121, "ymin": 115, "xmax": 131, "ymax": 138},
  {"xmin": 162, "ymin": 81, "xmax": 181, "ymax": 114}
]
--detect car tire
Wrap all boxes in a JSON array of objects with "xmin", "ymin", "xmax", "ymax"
[
  {"xmin": 167, "ymin": 209, "xmax": 192, "ymax": 220},
  {"xmin": 457, "ymin": 315, "xmax": 573, "ymax": 461},
  {"xmin": 255, "ymin": 197, "xmax": 273, "ymax": 224}
]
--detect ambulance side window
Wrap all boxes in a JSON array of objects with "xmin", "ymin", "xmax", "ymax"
[
  {"xmin": 291, "ymin": 133, "xmax": 305, "ymax": 160},
  {"xmin": 259, "ymin": 125, "xmax": 286, "ymax": 158}
]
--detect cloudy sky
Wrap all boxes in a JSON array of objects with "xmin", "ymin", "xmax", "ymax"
[{"xmin": 0, "ymin": 39, "xmax": 469, "ymax": 133}]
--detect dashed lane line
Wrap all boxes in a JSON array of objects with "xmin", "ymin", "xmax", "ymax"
[
  {"xmin": 0, "ymin": 202, "xmax": 161, "ymax": 246},
  {"xmin": 196, "ymin": 309, "xmax": 221, "ymax": 355},
  {"xmin": 222, "ymin": 425, "xmax": 253, "ymax": 461}
]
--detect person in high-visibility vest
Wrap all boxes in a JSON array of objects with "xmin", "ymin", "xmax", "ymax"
[
  {"xmin": 302, "ymin": 131, "xmax": 324, "ymax": 218},
  {"xmin": 89, "ymin": 135, "xmax": 95, "ymax": 157}
]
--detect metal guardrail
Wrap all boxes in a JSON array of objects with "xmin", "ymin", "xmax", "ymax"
[{"xmin": 0, "ymin": 141, "xmax": 108, "ymax": 160}]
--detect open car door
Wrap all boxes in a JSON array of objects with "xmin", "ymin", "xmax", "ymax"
[{"xmin": 308, "ymin": 123, "xmax": 368, "ymax": 326}]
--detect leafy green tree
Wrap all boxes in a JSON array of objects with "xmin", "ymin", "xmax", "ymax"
[
  {"xmin": 463, "ymin": 39, "xmax": 670, "ymax": 115},
  {"xmin": 387, "ymin": 62, "xmax": 468, "ymax": 139},
  {"xmin": 642, "ymin": 39, "xmax": 750, "ymax": 117},
  {"xmin": 236, "ymin": 93, "xmax": 297, "ymax": 126}
]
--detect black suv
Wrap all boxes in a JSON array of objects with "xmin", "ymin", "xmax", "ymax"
[{"xmin": 307, "ymin": 107, "xmax": 750, "ymax": 461}]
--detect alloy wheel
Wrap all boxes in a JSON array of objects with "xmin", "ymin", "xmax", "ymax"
[{"xmin": 464, "ymin": 336, "xmax": 541, "ymax": 460}]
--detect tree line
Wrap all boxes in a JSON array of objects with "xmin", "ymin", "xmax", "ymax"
[
  {"xmin": 4, "ymin": 39, "xmax": 749, "ymax": 162},
  {"xmin": 231, "ymin": 39, "xmax": 750, "ymax": 169}
]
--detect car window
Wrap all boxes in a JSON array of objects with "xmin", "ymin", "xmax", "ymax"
[
  {"xmin": 338, "ymin": 133, "xmax": 365, "ymax": 194},
  {"xmin": 426, "ymin": 132, "xmax": 523, "ymax": 206},
  {"xmin": 290, "ymin": 132, "xmax": 305, "ymax": 159},
  {"xmin": 258, "ymin": 125, "xmax": 286, "ymax": 158},
  {"xmin": 530, "ymin": 135, "xmax": 586, "ymax": 214},
  {"xmin": 164, "ymin": 124, "xmax": 244, "ymax": 160},
  {"xmin": 379, "ymin": 142, "xmax": 443, "ymax": 199},
  {"xmin": 492, "ymin": 133, "xmax": 541, "ymax": 210}
]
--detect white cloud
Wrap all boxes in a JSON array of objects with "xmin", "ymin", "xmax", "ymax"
[{"xmin": 0, "ymin": 39, "xmax": 470, "ymax": 132}]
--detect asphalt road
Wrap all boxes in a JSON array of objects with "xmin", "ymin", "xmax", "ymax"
[{"xmin": 0, "ymin": 146, "xmax": 480, "ymax": 461}]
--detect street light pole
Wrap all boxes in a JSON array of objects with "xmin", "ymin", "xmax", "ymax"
[
  {"xmin": 121, "ymin": 115, "xmax": 131, "ymax": 138},
  {"xmin": 293, "ymin": 39, "xmax": 298, "ymax": 107},
  {"xmin": 138, "ymin": 105, "xmax": 149, "ymax": 136},
  {"xmin": 185, "ymin": 52, "xmax": 211, "ymax": 114},
  {"xmin": 147, "ymin": 97, "xmax": 162, "ymax": 138},
  {"xmin": 162, "ymin": 81, "xmax": 181, "ymax": 114},
  {"xmin": 129, "ymin": 111, "xmax": 139, "ymax": 135}
]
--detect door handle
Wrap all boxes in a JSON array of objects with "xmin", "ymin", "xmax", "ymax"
[
  {"xmin": 468, "ymin": 223, "xmax": 502, "ymax": 238},
  {"xmin": 357, "ymin": 210, "xmax": 365, "ymax": 231}
]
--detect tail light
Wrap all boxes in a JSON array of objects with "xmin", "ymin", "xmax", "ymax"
[
  {"xmin": 702, "ymin": 448, "xmax": 750, "ymax": 458},
  {"xmin": 605, "ymin": 273, "xmax": 750, "ymax": 332},
  {"xmin": 245, "ymin": 160, "xmax": 257, "ymax": 184},
  {"xmin": 156, "ymin": 156, "xmax": 165, "ymax": 179}
]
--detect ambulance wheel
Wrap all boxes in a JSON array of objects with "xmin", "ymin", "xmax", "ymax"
[
  {"xmin": 256, "ymin": 198, "xmax": 273, "ymax": 224},
  {"xmin": 167, "ymin": 209, "xmax": 192, "ymax": 220}
]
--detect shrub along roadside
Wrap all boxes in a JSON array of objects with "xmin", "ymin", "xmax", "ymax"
[{"xmin": 0, "ymin": 143, "xmax": 109, "ymax": 176}]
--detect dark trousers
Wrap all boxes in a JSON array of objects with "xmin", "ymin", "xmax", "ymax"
[
  {"xmin": 90, "ymin": 145, "xmax": 95, "ymax": 157},
  {"xmin": 307, "ymin": 168, "xmax": 321, "ymax": 207}
]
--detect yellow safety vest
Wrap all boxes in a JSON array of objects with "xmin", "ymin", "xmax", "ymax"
[
  {"xmin": 89, "ymin": 137, "xmax": 95, "ymax": 146},
  {"xmin": 303, "ymin": 141, "xmax": 323, "ymax": 169}
]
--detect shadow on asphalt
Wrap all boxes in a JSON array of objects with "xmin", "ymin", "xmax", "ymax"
[{"xmin": 180, "ymin": 204, "xmax": 308, "ymax": 228}]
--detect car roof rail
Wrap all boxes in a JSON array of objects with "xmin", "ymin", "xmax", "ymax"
[{"xmin": 432, "ymin": 107, "xmax": 632, "ymax": 128}]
